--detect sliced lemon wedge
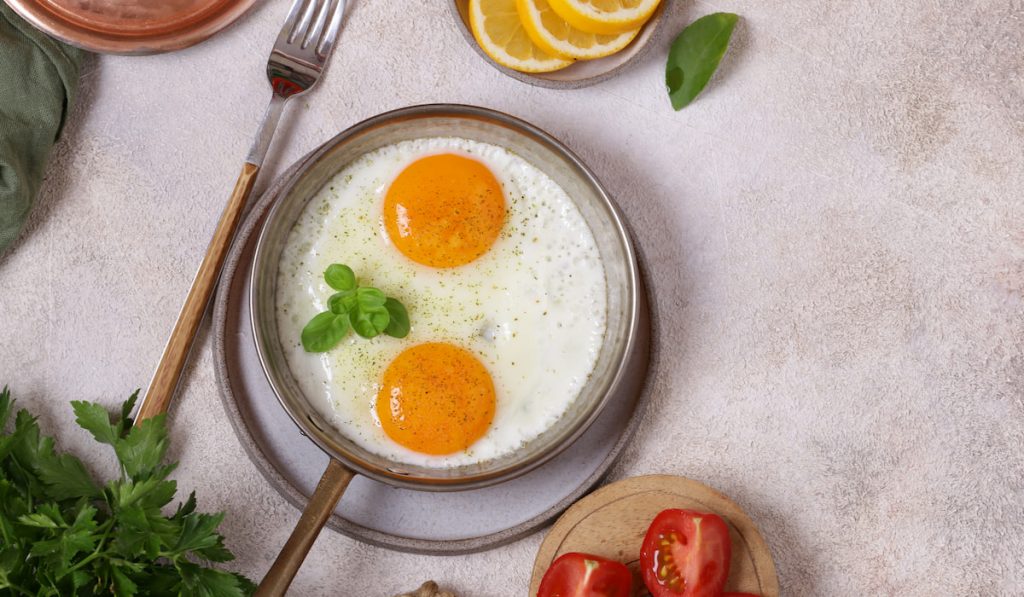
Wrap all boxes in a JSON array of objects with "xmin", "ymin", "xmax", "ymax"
[
  {"xmin": 547, "ymin": 0, "xmax": 661, "ymax": 34},
  {"xmin": 517, "ymin": 0, "xmax": 640, "ymax": 60},
  {"xmin": 470, "ymin": 0, "xmax": 574, "ymax": 73}
]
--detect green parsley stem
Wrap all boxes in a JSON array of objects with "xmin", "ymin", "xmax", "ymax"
[
  {"xmin": 1, "ymin": 581, "xmax": 33, "ymax": 596},
  {"xmin": 0, "ymin": 518, "xmax": 12, "ymax": 544},
  {"xmin": 64, "ymin": 520, "xmax": 114, "ymax": 575}
]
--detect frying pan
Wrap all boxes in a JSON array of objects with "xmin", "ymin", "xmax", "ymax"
[{"xmin": 248, "ymin": 105, "xmax": 642, "ymax": 594}]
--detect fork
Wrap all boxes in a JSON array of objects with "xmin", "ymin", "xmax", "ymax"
[{"xmin": 135, "ymin": 0, "xmax": 346, "ymax": 423}]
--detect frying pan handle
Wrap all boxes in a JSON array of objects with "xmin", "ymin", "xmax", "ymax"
[{"xmin": 255, "ymin": 458, "xmax": 355, "ymax": 596}]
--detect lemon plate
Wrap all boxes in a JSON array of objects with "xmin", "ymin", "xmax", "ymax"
[{"xmin": 450, "ymin": 0, "xmax": 666, "ymax": 89}]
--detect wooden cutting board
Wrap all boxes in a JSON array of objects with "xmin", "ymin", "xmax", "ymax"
[{"xmin": 530, "ymin": 475, "xmax": 779, "ymax": 596}]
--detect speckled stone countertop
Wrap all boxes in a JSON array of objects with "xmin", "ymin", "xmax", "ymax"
[{"xmin": 1, "ymin": 1, "xmax": 1022, "ymax": 595}]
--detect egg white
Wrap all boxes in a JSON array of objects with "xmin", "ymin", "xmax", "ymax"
[{"xmin": 276, "ymin": 137, "xmax": 607, "ymax": 468}]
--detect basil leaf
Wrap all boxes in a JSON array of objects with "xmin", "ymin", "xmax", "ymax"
[
  {"xmin": 351, "ymin": 306, "xmax": 390, "ymax": 338},
  {"xmin": 666, "ymin": 12, "xmax": 738, "ymax": 110},
  {"xmin": 301, "ymin": 311, "xmax": 350, "ymax": 352},
  {"xmin": 356, "ymin": 287, "xmax": 386, "ymax": 309},
  {"xmin": 383, "ymin": 298, "xmax": 410, "ymax": 338},
  {"xmin": 327, "ymin": 290, "xmax": 357, "ymax": 315},
  {"xmin": 324, "ymin": 264, "xmax": 356, "ymax": 291},
  {"xmin": 300, "ymin": 264, "xmax": 413, "ymax": 351}
]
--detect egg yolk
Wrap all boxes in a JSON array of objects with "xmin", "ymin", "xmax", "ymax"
[
  {"xmin": 383, "ymin": 154, "xmax": 506, "ymax": 268},
  {"xmin": 376, "ymin": 342, "xmax": 496, "ymax": 455}
]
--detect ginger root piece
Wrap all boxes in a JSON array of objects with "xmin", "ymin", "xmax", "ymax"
[{"xmin": 393, "ymin": 580, "xmax": 456, "ymax": 597}]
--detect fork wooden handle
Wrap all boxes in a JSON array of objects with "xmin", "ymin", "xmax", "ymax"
[{"xmin": 136, "ymin": 162, "xmax": 260, "ymax": 423}]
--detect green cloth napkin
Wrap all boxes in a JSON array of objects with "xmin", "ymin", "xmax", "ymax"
[{"xmin": 0, "ymin": 3, "xmax": 83, "ymax": 255}]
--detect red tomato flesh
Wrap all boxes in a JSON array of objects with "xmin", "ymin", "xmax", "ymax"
[
  {"xmin": 538, "ymin": 552, "xmax": 633, "ymax": 597},
  {"xmin": 639, "ymin": 509, "xmax": 732, "ymax": 597}
]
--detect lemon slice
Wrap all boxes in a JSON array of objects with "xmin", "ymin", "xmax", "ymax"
[
  {"xmin": 547, "ymin": 0, "xmax": 661, "ymax": 34},
  {"xmin": 470, "ymin": 0, "xmax": 574, "ymax": 73},
  {"xmin": 517, "ymin": 0, "xmax": 640, "ymax": 60}
]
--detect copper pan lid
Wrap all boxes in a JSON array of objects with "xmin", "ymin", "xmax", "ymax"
[{"xmin": 4, "ymin": 0, "xmax": 259, "ymax": 54}]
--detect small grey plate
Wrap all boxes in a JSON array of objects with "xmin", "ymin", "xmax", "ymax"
[
  {"xmin": 212, "ymin": 152, "xmax": 655, "ymax": 555},
  {"xmin": 449, "ymin": 0, "xmax": 666, "ymax": 89}
]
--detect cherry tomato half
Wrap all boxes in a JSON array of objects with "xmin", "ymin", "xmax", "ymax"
[
  {"xmin": 639, "ymin": 509, "xmax": 732, "ymax": 597},
  {"xmin": 538, "ymin": 552, "xmax": 633, "ymax": 597}
]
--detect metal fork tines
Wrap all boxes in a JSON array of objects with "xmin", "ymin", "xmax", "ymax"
[
  {"xmin": 247, "ymin": 0, "xmax": 346, "ymax": 166},
  {"xmin": 280, "ymin": 0, "xmax": 344, "ymax": 58},
  {"xmin": 137, "ymin": 0, "xmax": 345, "ymax": 425}
]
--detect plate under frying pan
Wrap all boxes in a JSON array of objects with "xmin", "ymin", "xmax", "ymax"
[{"xmin": 212, "ymin": 151, "xmax": 655, "ymax": 555}]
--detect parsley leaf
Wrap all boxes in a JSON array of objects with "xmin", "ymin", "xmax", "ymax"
[
  {"xmin": 72, "ymin": 400, "xmax": 121, "ymax": 446},
  {"xmin": 0, "ymin": 386, "xmax": 254, "ymax": 596},
  {"xmin": 35, "ymin": 442, "xmax": 100, "ymax": 500},
  {"xmin": 114, "ymin": 414, "xmax": 169, "ymax": 480},
  {"xmin": 173, "ymin": 512, "xmax": 226, "ymax": 554}
]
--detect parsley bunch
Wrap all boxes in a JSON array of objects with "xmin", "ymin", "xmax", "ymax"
[
  {"xmin": 301, "ymin": 264, "xmax": 410, "ymax": 353},
  {"xmin": 0, "ymin": 387, "xmax": 254, "ymax": 596}
]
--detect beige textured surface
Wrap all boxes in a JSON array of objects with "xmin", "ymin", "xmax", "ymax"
[{"xmin": 1, "ymin": 1, "xmax": 1022, "ymax": 595}]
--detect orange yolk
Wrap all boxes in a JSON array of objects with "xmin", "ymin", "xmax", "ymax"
[
  {"xmin": 376, "ymin": 342, "xmax": 496, "ymax": 455},
  {"xmin": 383, "ymin": 153, "xmax": 506, "ymax": 268}
]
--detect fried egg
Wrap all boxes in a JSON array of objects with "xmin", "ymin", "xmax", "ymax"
[{"xmin": 276, "ymin": 137, "xmax": 607, "ymax": 468}]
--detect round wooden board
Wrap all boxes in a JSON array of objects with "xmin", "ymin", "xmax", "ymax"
[{"xmin": 530, "ymin": 475, "xmax": 779, "ymax": 596}]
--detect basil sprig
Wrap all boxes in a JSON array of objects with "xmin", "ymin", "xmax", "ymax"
[
  {"xmin": 301, "ymin": 264, "xmax": 410, "ymax": 352},
  {"xmin": 666, "ymin": 12, "xmax": 739, "ymax": 110}
]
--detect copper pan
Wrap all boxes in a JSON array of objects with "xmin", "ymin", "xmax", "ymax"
[{"xmin": 4, "ymin": 0, "xmax": 259, "ymax": 54}]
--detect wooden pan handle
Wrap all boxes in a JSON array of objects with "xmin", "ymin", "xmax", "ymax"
[
  {"xmin": 136, "ymin": 162, "xmax": 260, "ymax": 424},
  {"xmin": 256, "ymin": 459, "xmax": 355, "ymax": 596}
]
